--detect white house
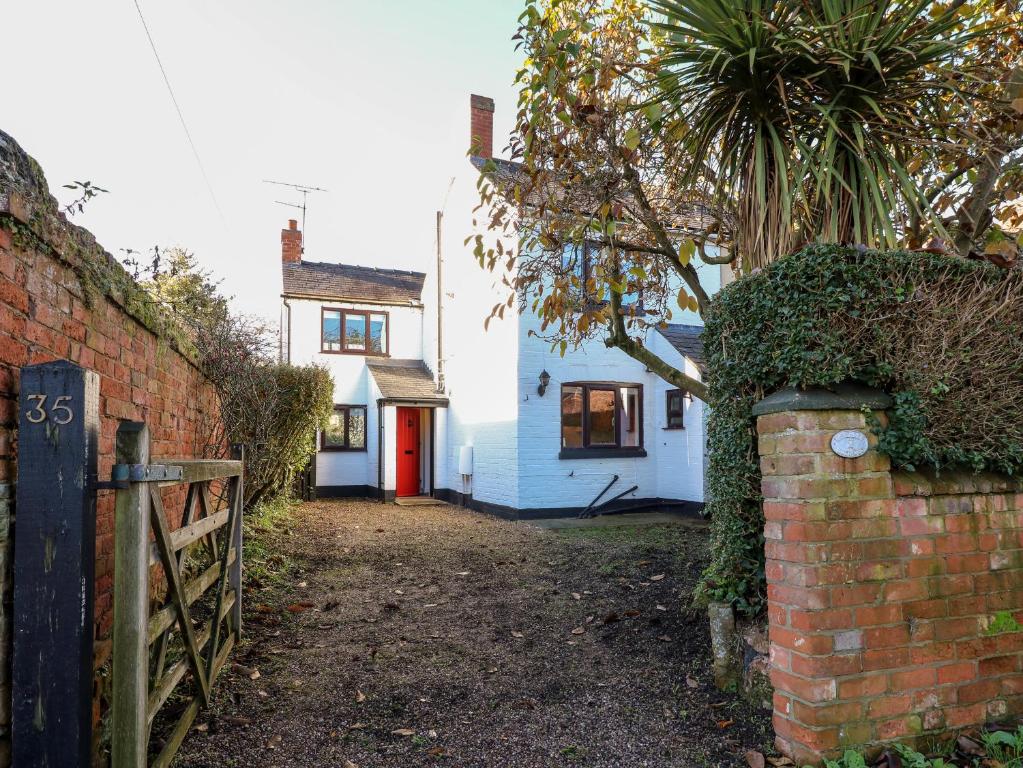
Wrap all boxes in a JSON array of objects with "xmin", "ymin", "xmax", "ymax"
[{"xmin": 280, "ymin": 95, "xmax": 724, "ymax": 519}]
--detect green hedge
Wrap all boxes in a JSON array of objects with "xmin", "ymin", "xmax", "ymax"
[{"xmin": 698, "ymin": 245, "xmax": 1023, "ymax": 616}]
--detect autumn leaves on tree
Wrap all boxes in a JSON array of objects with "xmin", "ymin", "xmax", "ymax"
[{"xmin": 472, "ymin": 0, "xmax": 1023, "ymax": 401}]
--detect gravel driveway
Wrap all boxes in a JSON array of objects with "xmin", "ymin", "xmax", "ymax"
[{"xmin": 172, "ymin": 499, "xmax": 772, "ymax": 768}]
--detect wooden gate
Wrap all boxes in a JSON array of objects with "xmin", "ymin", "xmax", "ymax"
[{"xmin": 110, "ymin": 421, "xmax": 244, "ymax": 768}]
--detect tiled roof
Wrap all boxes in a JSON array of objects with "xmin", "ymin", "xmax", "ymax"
[
  {"xmin": 282, "ymin": 261, "xmax": 426, "ymax": 304},
  {"xmin": 656, "ymin": 324, "xmax": 706, "ymax": 372},
  {"xmin": 367, "ymin": 359, "xmax": 447, "ymax": 403}
]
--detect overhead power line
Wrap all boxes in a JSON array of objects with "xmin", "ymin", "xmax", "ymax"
[{"xmin": 132, "ymin": 0, "xmax": 225, "ymax": 223}]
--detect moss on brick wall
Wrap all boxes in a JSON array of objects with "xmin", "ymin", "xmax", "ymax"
[{"xmin": 0, "ymin": 129, "xmax": 221, "ymax": 767}]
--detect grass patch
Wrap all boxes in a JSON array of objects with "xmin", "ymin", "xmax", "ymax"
[
  {"xmin": 243, "ymin": 494, "xmax": 300, "ymax": 588},
  {"xmin": 555, "ymin": 523, "xmax": 692, "ymax": 547}
]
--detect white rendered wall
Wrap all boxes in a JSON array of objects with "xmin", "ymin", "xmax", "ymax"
[
  {"xmin": 648, "ymin": 332, "xmax": 706, "ymax": 504},
  {"xmin": 515, "ymin": 312, "xmax": 659, "ymax": 510},
  {"xmin": 287, "ymin": 296, "xmax": 425, "ymax": 491},
  {"xmin": 435, "ymin": 162, "xmax": 520, "ymax": 509}
]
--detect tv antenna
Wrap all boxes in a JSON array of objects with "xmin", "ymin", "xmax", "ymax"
[{"xmin": 263, "ymin": 179, "xmax": 328, "ymax": 246}]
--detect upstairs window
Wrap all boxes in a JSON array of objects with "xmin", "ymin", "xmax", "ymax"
[
  {"xmin": 666, "ymin": 389, "xmax": 685, "ymax": 430},
  {"xmin": 560, "ymin": 241, "xmax": 643, "ymax": 309},
  {"xmin": 321, "ymin": 405, "xmax": 367, "ymax": 451},
  {"xmin": 560, "ymin": 383, "xmax": 645, "ymax": 458},
  {"xmin": 322, "ymin": 309, "xmax": 388, "ymax": 355}
]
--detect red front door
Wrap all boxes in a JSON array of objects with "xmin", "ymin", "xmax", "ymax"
[{"xmin": 396, "ymin": 407, "xmax": 421, "ymax": 497}]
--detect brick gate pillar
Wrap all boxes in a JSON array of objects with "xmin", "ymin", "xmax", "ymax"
[{"xmin": 753, "ymin": 386, "xmax": 894, "ymax": 764}]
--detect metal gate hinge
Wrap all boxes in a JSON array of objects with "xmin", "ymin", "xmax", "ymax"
[{"xmin": 95, "ymin": 464, "xmax": 184, "ymax": 491}]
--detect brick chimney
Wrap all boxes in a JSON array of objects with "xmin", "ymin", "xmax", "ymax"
[
  {"xmin": 281, "ymin": 219, "xmax": 302, "ymax": 263},
  {"xmin": 470, "ymin": 94, "xmax": 494, "ymax": 159}
]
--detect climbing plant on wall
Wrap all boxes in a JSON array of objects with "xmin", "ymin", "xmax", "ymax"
[{"xmin": 700, "ymin": 244, "xmax": 1023, "ymax": 616}]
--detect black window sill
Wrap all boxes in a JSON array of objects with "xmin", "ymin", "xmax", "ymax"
[
  {"xmin": 559, "ymin": 447, "xmax": 648, "ymax": 460},
  {"xmin": 663, "ymin": 426, "xmax": 686, "ymax": 431},
  {"xmin": 320, "ymin": 446, "xmax": 368, "ymax": 453}
]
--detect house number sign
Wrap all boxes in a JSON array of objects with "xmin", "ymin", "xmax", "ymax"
[
  {"xmin": 831, "ymin": 430, "xmax": 869, "ymax": 459},
  {"xmin": 25, "ymin": 394, "xmax": 75, "ymax": 425}
]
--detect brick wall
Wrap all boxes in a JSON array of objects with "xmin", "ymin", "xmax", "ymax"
[
  {"xmin": 0, "ymin": 130, "xmax": 220, "ymax": 764},
  {"xmin": 758, "ymin": 399, "xmax": 1023, "ymax": 764}
]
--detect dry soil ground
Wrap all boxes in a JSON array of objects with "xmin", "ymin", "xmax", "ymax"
[{"xmin": 172, "ymin": 499, "xmax": 772, "ymax": 768}]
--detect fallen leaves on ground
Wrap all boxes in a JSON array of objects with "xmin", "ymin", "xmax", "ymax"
[
  {"xmin": 231, "ymin": 663, "xmax": 260, "ymax": 680},
  {"xmin": 745, "ymin": 750, "xmax": 766, "ymax": 768},
  {"xmin": 391, "ymin": 728, "xmax": 416, "ymax": 737}
]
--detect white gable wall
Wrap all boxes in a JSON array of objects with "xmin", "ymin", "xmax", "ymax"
[{"xmin": 434, "ymin": 165, "xmax": 520, "ymax": 509}]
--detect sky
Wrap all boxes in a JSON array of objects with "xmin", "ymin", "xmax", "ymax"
[{"xmin": 3, "ymin": 0, "xmax": 522, "ymax": 320}]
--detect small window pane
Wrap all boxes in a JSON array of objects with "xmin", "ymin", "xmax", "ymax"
[
  {"xmin": 622, "ymin": 387, "xmax": 640, "ymax": 447},
  {"xmin": 323, "ymin": 311, "xmax": 342, "ymax": 352},
  {"xmin": 369, "ymin": 314, "xmax": 387, "ymax": 354},
  {"xmin": 561, "ymin": 386, "xmax": 583, "ymax": 448},
  {"xmin": 588, "ymin": 389, "xmax": 616, "ymax": 445},
  {"xmin": 667, "ymin": 390, "xmax": 685, "ymax": 429},
  {"xmin": 324, "ymin": 409, "xmax": 346, "ymax": 446},
  {"xmin": 344, "ymin": 313, "xmax": 367, "ymax": 350},
  {"xmin": 349, "ymin": 407, "xmax": 366, "ymax": 448}
]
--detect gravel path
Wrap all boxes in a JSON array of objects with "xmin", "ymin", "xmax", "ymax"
[{"xmin": 173, "ymin": 499, "xmax": 772, "ymax": 768}]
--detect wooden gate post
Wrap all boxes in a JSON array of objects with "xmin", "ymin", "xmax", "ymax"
[
  {"xmin": 230, "ymin": 443, "xmax": 244, "ymax": 634},
  {"xmin": 12, "ymin": 360, "xmax": 100, "ymax": 768},
  {"xmin": 111, "ymin": 421, "xmax": 151, "ymax": 768}
]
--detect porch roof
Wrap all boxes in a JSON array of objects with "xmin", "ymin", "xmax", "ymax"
[{"xmin": 367, "ymin": 359, "xmax": 448, "ymax": 405}]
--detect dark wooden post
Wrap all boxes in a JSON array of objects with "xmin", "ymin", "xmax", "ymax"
[{"xmin": 12, "ymin": 360, "xmax": 100, "ymax": 768}]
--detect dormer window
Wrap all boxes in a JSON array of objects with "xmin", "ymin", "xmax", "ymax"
[{"xmin": 322, "ymin": 308, "xmax": 389, "ymax": 355}]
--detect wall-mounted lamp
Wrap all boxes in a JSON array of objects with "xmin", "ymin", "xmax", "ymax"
[{"xmin": 537, "ymin": 369, "xmax": 552, "ymax": 397}]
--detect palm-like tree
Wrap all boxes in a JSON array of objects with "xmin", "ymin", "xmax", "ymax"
[{"xmin": 649, "ymin": 0, "xmax": 988, "ymax": 271}]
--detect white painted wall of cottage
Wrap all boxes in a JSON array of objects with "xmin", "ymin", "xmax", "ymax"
[
  {"xmin": 648, "ymin": 332, "xmax": 707, "ymax": 504},
  {"xmin": 513, "ymin": 312, "xmax": 707, "ymax": 509},
  {"xmin": 430, "ymin": 158, "xmax": 720, "ymax": 511},
  {"xmin": 287, "ymin": 296, "xmax": 425, "ymax": 491},
  {"xmin": 433, "ymin": 164, "xmax": 521, "ymax": 509}
]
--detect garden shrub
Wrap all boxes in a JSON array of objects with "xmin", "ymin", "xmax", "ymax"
[
  {"xmin": 699, "ymin": 244, "xmax": 1023, "ymax": 616},
  {"xmin": 214, "ymin": 362, "xmax": 335, "ymax": 508}
]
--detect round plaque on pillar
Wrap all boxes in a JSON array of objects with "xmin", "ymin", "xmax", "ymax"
[{"xmin": 831, "ymin": 430, "xmax": 869, "ymax": 459}]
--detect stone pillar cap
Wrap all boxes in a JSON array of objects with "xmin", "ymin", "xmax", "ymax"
[{"xmin": 751, "ymin": 383, "xmax": 892, "ymax": 417}]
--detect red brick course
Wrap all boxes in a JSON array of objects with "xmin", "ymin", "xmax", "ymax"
[
  {"xmin": 0, "ymin": 158, "xmax": 219, "ymax": 764},
  {"xmin": 760, "ymin": 408, "xmax": 1023, "ymax": 764}
]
